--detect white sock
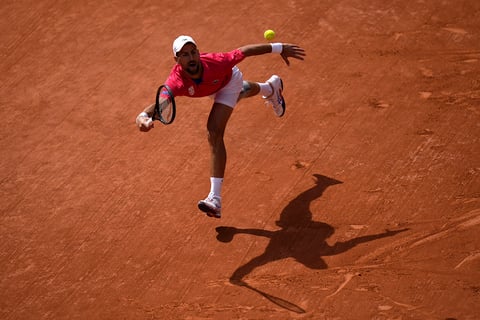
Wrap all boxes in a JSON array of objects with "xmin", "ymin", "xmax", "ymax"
[
  {"xmin": 210, "ymin": 177, "xmax": 223, "ymax": 198},
  {"xmin": 259, "ymin": 82, "xmax": 273, "ymax": 97}
]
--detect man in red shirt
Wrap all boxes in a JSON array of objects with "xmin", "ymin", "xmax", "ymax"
[{"xmin": 136, "ymin": 35, "xmax": 305, "ymax": 218}]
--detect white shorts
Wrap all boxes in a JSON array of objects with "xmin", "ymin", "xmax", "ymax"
[{"xmin": 211, "ymin": 66, "xmax": 243, "ymax": 108}]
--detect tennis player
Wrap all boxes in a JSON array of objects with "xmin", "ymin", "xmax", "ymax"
[{"xmin": 136, "ymin": 35, "xmax": 306, "ymax": 218}]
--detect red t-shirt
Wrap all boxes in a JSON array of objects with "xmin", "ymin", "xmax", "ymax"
[{"xmin": 164, "ymin": 49, "xmax": 245, "ymax": 98}]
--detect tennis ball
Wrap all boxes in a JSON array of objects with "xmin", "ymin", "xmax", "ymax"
[{"xmin": 264, "ymin": 29, "xmax": 275, "ymax": 41}]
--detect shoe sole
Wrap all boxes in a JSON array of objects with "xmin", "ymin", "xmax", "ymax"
[
  {"xmin": 198, "ymin": 201, "xmax": 221, "ymax": 218},
  {"xmin": 278, "ymin": 78, "xmax": 286, "ymax": 117}
]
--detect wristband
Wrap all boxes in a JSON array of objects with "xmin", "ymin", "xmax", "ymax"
[
  {"xmin": 139, "ymin": 112, "xmax": 148, "ymax": 118},
  {"xmin": 271, "ymin": 43, "xmax": 283, "ymax": 54}
]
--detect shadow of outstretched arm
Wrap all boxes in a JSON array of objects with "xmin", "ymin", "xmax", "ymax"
[{"xmin": 322, "ymin": 228, "xmax": 409, "ymax": 256}]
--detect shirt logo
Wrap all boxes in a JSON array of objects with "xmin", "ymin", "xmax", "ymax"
[{"xmin": 188, "ymin": 86, "xmax": 195, "ymax": 96}]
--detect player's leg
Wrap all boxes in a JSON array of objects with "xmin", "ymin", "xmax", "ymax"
[
  {"xmin": 239, "ymin": 77, "xmax": 286, "ymax": 117},
  {"xmin": 207, "ymin": 103, "xmax": 232, "ymax": 179},
  {"xmin": 237, "ymin": 81, "xmax": 259, "ymax": 100},
  {"xmin": 198, "ymin": 66, "xmax": 243, "ymax": 218},
  {"xmin": 197, "ymin": 103, "xmax": 232, "ymax": 218}
]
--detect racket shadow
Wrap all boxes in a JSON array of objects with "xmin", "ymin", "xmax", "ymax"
[
  {"xmin": 216, "ymin": 174, "xmax": 408, "ymax": 313},
  {"xmin": 232, "ymin": 279, "xmax": 306, "ymax": 314}
]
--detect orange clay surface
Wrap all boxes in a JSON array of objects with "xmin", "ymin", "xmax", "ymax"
[{"xmin": 1, "ymin": 1, "xmax": 479, "ymax": 319}]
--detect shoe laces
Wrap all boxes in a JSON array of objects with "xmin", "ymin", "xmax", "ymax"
[{"xmin": 206, "ymin": 194, "xmax": 221, "ymax": 205}]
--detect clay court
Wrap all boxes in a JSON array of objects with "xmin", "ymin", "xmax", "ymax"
[{"xmin": 1, "ymin": 0, "xmax": 479, "ymax": 319}]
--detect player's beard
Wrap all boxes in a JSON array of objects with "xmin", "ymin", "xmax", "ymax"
[{"xmin": 185, "ymin": 61, "xmax": 200, "ymax": 76}]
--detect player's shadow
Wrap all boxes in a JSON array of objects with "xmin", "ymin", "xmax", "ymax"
[{"xmin": 216, "ymin": 174, "xmax": 407, "ymax": 313}]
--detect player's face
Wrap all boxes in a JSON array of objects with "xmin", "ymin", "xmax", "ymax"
[{"xmin": 176, "ymin": 43, "xmax": 201, "ymax": 77}]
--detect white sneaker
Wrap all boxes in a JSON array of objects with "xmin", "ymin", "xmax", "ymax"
[
  {"xmin": 263, "ymin": 75, "xmax": 286, "ymax": 117},
  {"xmin": 198, "ymin": 194, "xmax": 222, "ymax": 218}
]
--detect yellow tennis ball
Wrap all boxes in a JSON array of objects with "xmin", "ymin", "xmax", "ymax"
[{"xmin": 264, "ymin": 29, "xmax": 275, "ymax": 41}]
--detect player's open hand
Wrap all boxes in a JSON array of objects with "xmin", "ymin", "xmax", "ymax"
[{"xmin": 281, "ymin": 44, "xmax": 306, "ymax": 66}]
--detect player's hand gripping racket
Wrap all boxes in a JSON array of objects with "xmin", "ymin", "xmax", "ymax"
[{"xmin": 153, "ymin": 84, "xmax": 176, "ymax": 125}]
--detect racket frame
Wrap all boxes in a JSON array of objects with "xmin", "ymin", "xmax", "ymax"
[{"xmin": 154, "ymin": 84, "xmax": 176, "ymax": 125}]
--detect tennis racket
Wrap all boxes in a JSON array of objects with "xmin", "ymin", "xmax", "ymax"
[{"xmin": 153, "ymin": 84, "xmax": 176, "ymax": 125}]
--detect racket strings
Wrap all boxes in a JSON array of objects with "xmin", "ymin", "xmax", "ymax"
[{"xmin": 155, "ymin": 85, "xmax": 176, "ymax": 124}]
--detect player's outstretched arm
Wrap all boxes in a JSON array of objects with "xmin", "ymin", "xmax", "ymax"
[
  {"xmin": 238, "ymin": 43, "xmax": 306, "ymax": 66},
  {"xmin": 136, "ymin": 96, "xmax": 172, "ymax": 131}
]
